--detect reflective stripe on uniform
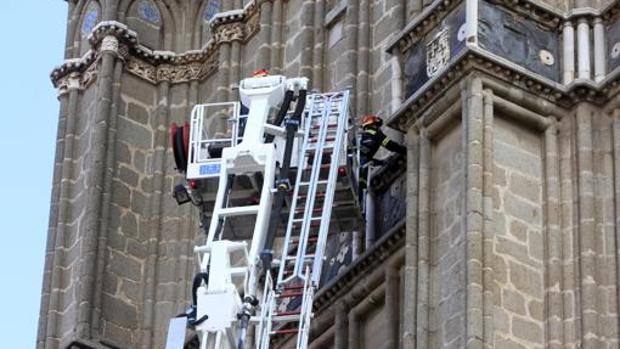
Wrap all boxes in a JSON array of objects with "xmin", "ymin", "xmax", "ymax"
[
  {"xmin": 381, "ymin": 136, "xmax": 390, "ymax": 146},
  {"xmin": 365, "ymin": 129, "xmax": 377, "ymax": 135}
]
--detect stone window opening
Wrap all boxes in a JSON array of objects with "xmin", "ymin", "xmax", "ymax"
[{"xmin": 79, "ymin": 1, "xmax": 101, "ymax": 56}]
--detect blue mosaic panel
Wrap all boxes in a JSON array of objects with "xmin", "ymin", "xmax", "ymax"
[
  {"xmin": 478, "ymin": 0, "xmax": 560, "ymax": 82},
  {"xmin": 203, "ymin": 0, "xmax": 221, "ymax": 21},
  {"xmin": 81, "ymin": 3, "xmax": 100, "ymax": 35},
  {"xmin": 376, "ymin": 174, "xmax": 406, "ymax": 239},
  {"xmin": 138, "ymin": 0, "xmax": 161, "ymax": 24}
]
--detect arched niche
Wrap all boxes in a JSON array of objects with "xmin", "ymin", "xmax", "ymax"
[
  {"xmin": 126, "ymin": 0, "xmax": 164, "ymax": 50},
  {"xmin": 198, "ymin": 0, "xmax": 221, "ymax": 47},
  {"xmin": 78, "ymin": 1, "xmax": 101, "ymax": 56}
]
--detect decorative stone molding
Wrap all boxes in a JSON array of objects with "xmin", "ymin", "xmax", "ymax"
[
  {"xmin": 50, "ymin": 0, "xmax": 267, "ymax": 90},
  {"xmin": 88, "ymin": 21, "xmax": 138, "ymax": 48},
  {"xmin": 387, "ymin": 0, "xmax": 620, "ymax": 131},
  {"xmin": 209, "ymin": 2, "xmax": 261, "ymax": 44},
  {"xmin": 213, "ymin": 22, "xmax": 246, "ymax": 44},
  {"xmin": 100, "ymin": 35, "xmax": 119, "ymax": 53},
  {"xmin": 53, "ymin": 58, "xmax": 99, "ymax": 97},
  {"xmin": 126, "ymin": 53, "xmax": 219, "ymax": 84}
]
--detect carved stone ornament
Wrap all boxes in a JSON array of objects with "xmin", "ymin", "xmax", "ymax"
[
  {"xmin": 126, "ymin": 56, "xmax": 157, "ymax": 83},
  {"xmin": 101, "ymin": 35, "xmax": 119, "ymax": 53},
  {"xmin": 214, "ymin": 22, "xmax": 246, "ymax": 44},
  {"xmin": 51, "ymin": 2, "xmax": 266, "ymax": 88},
  {"xmin": 426, "ymin": 29, "xmax": 450, "ymax": 78}
]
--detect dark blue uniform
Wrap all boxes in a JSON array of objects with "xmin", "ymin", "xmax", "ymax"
[{"xmin": 359, "ymin": 125, "xmax": 406, "ymax": 193}]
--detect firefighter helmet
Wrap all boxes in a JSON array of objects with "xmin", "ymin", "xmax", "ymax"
[
  {"xmin": 361, "ymin": 115, "xmax": 383, "ymax": 127},
  {"xmin": 252, "ymin": 69, "xmax": 270, "ymax": 77}
]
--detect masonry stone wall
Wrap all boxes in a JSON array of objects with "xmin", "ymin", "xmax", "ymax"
[
  {"xmin": 429, "ymin": 123, "xmax": 466, "ymax": 349},
  {"xmin": 492, "ymin": 115, "xmax": 546, "ymax": 348}
]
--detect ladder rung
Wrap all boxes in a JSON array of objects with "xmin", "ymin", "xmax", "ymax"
[
  {"xmin": 311, "ymin": 123, "xmax": 338, "ymax": 129},
  {"xmin": 271, "ymin": 328, "xmax": 299, "ymax": 335},
  {"xmin": 279, "ymin": 290, "xmax": 304, "ymax": 298},
  {"xmin": 281, "ymin": 285, "xmax": 304, "ymax": 290},
  {"xmin": 297, "ymin": 192, "xmax": 325, "ymax": 200},
  {"xmin": 217, "ymin": 205, "xmax": 260, "ymax": 217},
  {"xmin": 285, "ymin": 254, "xmax": 315, "ymax": 260},
  {"xmin": 298, "ymin": 180, "xmax": 328, "ymax": 186},
  {"xmin": 294, "ymin": 207, "xmax": 323, "ymax": 214},
  {"xmin": 303, "ymin": 164, "xmax": 330, "ymax": 171},
  {"xmin": 307, "ymin": 146, "xmax": 334, "ymax": 152},
  {"xmin": 276, "ymin": 310, "xmax": 302, "ymax": 317},
  {"xmin": 291, "ymin": 235, "xmax": 319, "ymax": 243},
  {"xmin": 291, "ymin": 216, "xmax": 322, "ymax": 223},
  {"xmin": 309, "ymin": 136, "xmax": 336, "ymax": 142}
]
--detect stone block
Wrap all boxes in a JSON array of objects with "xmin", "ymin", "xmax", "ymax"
[
  {"xmin": 130, "ymin": 190, "xmax": 148, "ymax": 216},
  {"xmin": 495, "ymin": 335, "xmax": 527, "ymax": 349},
  {"xmin": 502, "ymin": 288, "xmax": 526, "ymax": 315},
  {"xmin": 504, "ymin": 192, "xmax": 541, "ymax": 226},
  {"xmin": 112, "ymin": 180, "xmax": 131, "ymax": 209},
  {"xmin": 102, "ymin": 293, "xmax": 138, "ymax": 329},
  {"xmin": 102, "ymin": 320, "xmax": 135, "ymax": 348},
  {"xmin": 121, "ymin": 212, "xmax": 138, "ymax": 239},
  {"xmin": 122, "ymin": 73, "xmax": 155, "ymax": 105},
  {"xmin": 528, "ymin": 300, "xmax": 544, "ymax": 321},
  {"xmin": 117, "ymin": 116, "xmax": 153, "ymax": 149},
  {"xmin": 108, "ymin": 250, "xmax": 142, "ymax": 282},
  {"xmin": 119, "ymin": 165, "xmax": 140, "ymax": 188},
  {"xmin": 509, "ymin": 220, "xmax": 527, "ymax": 242},
  {"xmin": 512, "ymin": 316, "xmax": 543, "ymax": 344},
  {"xmin": 127, "ymin": 102, "xmax": 149, "ymax": 125},
  {"xmin": 508, "ymin": 261, "xmax": 542, "ymax": 299},
  {"xmin": 115, "ymin": 141, "xmax": 132, "ymax": 165}
]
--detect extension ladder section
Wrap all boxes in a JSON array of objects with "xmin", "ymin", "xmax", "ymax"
[{"xmin": 258, "ymin": 91, "xmax": 350, "ymax": 349}]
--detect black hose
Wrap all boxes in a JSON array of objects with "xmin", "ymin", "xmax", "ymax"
[
  {"xmin": 265, "ymin": 90, "xmax": 295, "ymax": 143},
  {"xmin": 191, "ymin": 272, "xmax": 209, "ymax": 306}
]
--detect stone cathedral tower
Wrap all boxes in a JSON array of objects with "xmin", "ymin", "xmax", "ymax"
[{"xmin": 40, "ymin": 0, "xmax": 620, "ymax": 348}]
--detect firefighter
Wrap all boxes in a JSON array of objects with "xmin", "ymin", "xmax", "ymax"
[{"xmin": 358, "ymin": 115, "xmax": 406, "ymax": 196}]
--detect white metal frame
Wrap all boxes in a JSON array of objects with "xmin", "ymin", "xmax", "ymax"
[{"xmin": 186, "ymin": 102, "xmax": 242, "ymax": 180}]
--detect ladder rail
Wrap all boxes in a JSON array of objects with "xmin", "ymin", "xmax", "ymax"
[
  {"xmin": 276, "ymin": 94, "xmax": 319, "ymax": 285},
  {"xmin": 293, "ymin": 96, "xmax": 334, "ymax": 279},
  {"xmin": 259, "ymin": 91, "xmax": 350, "ymax": 349},
  {"xmin": 310, "ymin": 92, "xmax": 349, "ymax": 285}
]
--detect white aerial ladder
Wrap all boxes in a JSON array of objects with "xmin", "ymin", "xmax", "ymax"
[
  {"xmin": 257, "ymin": 92, "xmax": 349, "ymax": 349},
  {"xmin": 165, "ymin": 75, "xmax": 351, "ymax": 349}
]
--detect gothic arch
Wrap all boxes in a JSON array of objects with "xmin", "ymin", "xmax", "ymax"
[
  {"xmin": 192, "ymin": 0, "xmax": 221, "ymax": 49},
  {"xmin": 77, "ymin": 0, "xmax": 102, "ymax": 56},
  {"xmin": 118, "ymin": 0, "xmax": 179, "ymax": 51}
]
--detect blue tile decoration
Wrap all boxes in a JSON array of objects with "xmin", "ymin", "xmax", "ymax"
[
  {"xmin": 138, "ymin": 0, "xmax": 161, "ymax": 24},
  {"xmin": 81, "ymin": 3, "xmax": 100, "ymax": 35},
  {"xmin": 203, "ymin": 0, "xmax": 220, "ymax": 21}
]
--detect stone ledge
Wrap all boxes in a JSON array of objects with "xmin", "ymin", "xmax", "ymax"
[{"xmin": 313, "ymin": 220, "xmax": 405, "ymax": 312}]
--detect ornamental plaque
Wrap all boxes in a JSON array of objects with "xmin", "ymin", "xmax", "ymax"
[{"xmin": 426, "ymin": 29, "xmax": 450, "ymax": 78}]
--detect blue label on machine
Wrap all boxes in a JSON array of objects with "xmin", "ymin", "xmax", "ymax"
[{"xmin": 200, "ymin": 163, "xmax": 221, "ymax": 176}]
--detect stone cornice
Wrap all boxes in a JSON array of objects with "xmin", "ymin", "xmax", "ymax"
[
  {"xmin": 388, "ymin": 0, "xmax": 620, "ymax": 54},
  {"xmin": 386, "ymin": 46, "xmax": 620, "ymax": 131},
  {"xmin": 50, "ymin": 0, "xmax": 266, "ymax": 92},
  {"xmin": 387, "ymin": 0, "xmax": 564, "ymax": 54},
  {"xmin": 313, "ymin": 221, "xmax": 405, "ymax": 312}
]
